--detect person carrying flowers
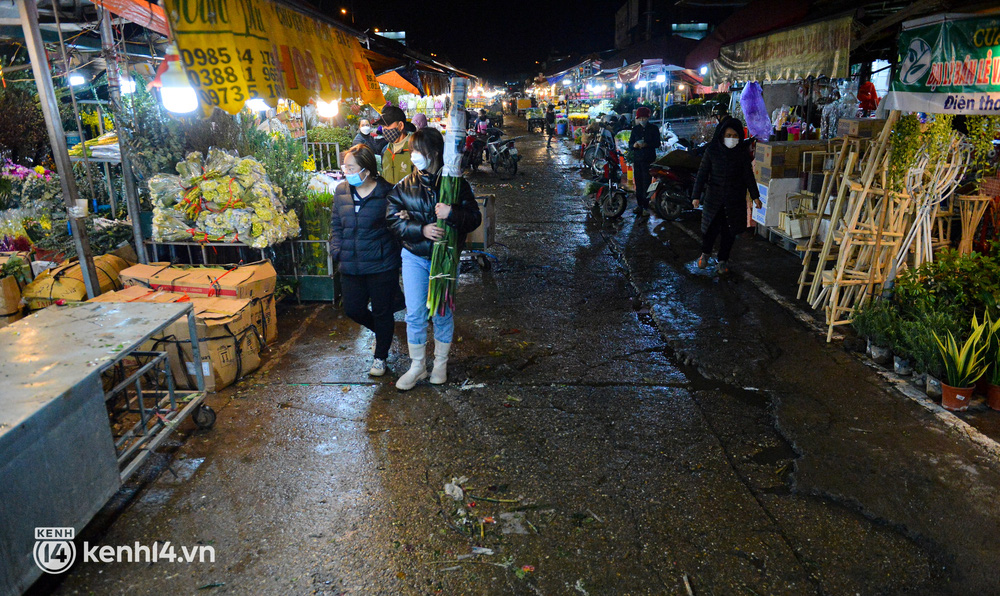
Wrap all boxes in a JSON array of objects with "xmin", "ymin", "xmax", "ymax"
[{"xmin": 386, "ymin": 128, "xmax": 481, "ymax": 390}]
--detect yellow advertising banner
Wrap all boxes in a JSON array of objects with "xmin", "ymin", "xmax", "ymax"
[
  {"xmin": 163, "ymin": 0, "xmax": 385, "ymax": 115},
  {"xmin": 706, "ymin": 16, "xmax": 853, "ymax": 86}
]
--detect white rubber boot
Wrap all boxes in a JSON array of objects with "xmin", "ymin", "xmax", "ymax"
[
  {"xmin": 430, "ymin": 341, "xmax": 451, "ymax": 385},
  {"xmin": 395, "ymin": 343, "xmax": 428, "ymax": 391}
]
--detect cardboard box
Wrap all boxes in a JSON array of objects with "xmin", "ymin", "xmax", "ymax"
[
  {"xmin": 22, "ymin": 254, "xmax": 132, "ymax": 310},
  {"xmin": 752, "ymin": 178, "xmax": 803, "ymax": 227},
  {"xmin": 91, "ymin": 288, "xmax": 263, "ymax": 392},
  {"xmin": 837, "ymin": 118, "xmax": 887, "ymax": 139},
  {"xmin": 754, "ymin": 140, "xmax": 828, "ymax": 169},
  {"xmin": 119, "ymin": 261, "xmax": 277, "ymax": 301},
  {"xmin": 467, "ymin": 195, "xmax": 496, "ymax": 250}
]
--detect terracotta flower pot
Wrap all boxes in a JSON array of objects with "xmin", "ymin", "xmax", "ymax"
[
  {"xmin": 988, "ymin": 384, "xmax": 1000, "ymax": 412},
  {"xmin": 941, "ymin": 383, "xmax": 975, "ymax": 412}
]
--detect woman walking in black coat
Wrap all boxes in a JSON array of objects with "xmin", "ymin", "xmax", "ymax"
[
  {"xmin": 691, "ymin": 117, "xmax": 762, "ymax": 275},
  {"xmin": 330, "ymin": 144, "xmax": 401, "ymax": 377}
]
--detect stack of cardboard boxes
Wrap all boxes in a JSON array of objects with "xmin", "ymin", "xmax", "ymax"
[{"xmin": 91, "ymin": 261, "xmax": 279, "ymax": 392}]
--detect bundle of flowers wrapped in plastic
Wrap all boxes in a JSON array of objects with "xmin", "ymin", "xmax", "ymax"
[{"xmin": 149, "ymin": 149, "xmax": 299, "ymax": 248}]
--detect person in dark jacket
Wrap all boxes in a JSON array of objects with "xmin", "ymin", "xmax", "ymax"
[
  {"xmin": 545, "ymin": 104, "xmax": 556, "ymax": 148},
  {"xmin": 691, "ymin": 117, "xmax": 762, "ymax": 275},
  {"xmin": 352, "ymin": 119, "xmax": 386, "ymax": 154},
  {"xmin": 629, "ymin": 106, "xmax": 662, "ymax": 216},
  {"xmin": 330, "ymin": 144, "xmax": 401, "ymax": 377},
  {"xmin": 386, "ymin": 128, "xmax": 482, "ymax": 390}
]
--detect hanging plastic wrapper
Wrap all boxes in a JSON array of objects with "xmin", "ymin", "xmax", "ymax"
[{"xmin": 740, "ymin": 82, "xmax": 772, "ymax": 141}]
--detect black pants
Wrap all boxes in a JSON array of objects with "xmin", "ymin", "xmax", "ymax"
[
  {"xmin": 702, "ymin": 210, "xmax": 737, "ymax": 262},
  {"xmin": 340, "ymin": 269, "xmax": 399, "ymax": 360},
  {"xmin": 633, "ymin": 160, "xmax": 652, "ymax": 210}
]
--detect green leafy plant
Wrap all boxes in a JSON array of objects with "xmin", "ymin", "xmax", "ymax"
[
  {"xmin": 934, "ymin": 316, "xmax": 989, "ymax": 388},
  {"xmin": 888, "ymin": 114, "xmax": 922, "ymax": 192},
  {"xmin": 260, "ymin": 133, "xmax": 310, "ymax": 215},
  {"xmin": 896, "ymin": 305, "xmax": 963, "ymax": 378},
  {"xmin": 851, "ymin": 299, "xmax": 901, "ymax": 348},
  {"xmin": 976, "ymin": 312, "xmax": 1000, "ymax": 386},
  {"xmin": 307, "ymin": 126, "xmax": 355, "ymax": 147},
  {"xmin": 0, "ymin": 256, "xmax": 30, "ymax": 285}
]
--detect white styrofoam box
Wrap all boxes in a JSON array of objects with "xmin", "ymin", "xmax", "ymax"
[{"xmin": 753, "ymin": 178, "xmax": 802, "ymax": 227}]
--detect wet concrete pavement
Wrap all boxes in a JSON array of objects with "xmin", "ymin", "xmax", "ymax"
[{"xmin": 45, "ymin": 118, "xmax": 1000, "ymax": 595}]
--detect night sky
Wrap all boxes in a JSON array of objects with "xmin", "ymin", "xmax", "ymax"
[{"xmin": 316, "ymin": 0, "xmax": 619, "ymax": 82}]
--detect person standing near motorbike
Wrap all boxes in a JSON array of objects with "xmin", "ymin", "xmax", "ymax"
[
  {"xmin": 386, "ymin": 128, "xmax": 482, "ymax": 390},
  {"xmin": 330, "ymin": 144, "xmax": 401, "ymax": 377},
  {"xmin": 691, "ymin": 118, "xmax": 762, "ymax": 275},
  {"xmin": 375, "ymin": 105, "xmax": 414, "ymax": 184},
  {"xmin": 545, "ymin": 104, "xmax": 556, "ymax": 148},
  {"xmin": 629, "ymin": 107, "xmax": 661, "ymax": 217}
]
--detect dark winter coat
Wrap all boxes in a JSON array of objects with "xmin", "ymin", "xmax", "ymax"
[
  {"xmin": 628, "ymin": 122, "xmax": 662, "ymax": 164},
  {"xmin": 691, "ymin": 117, "xmax": 760, "ymax": 235},
  {"xmin": 386, "ymin": 170, "xmax": 482, "ymax": 259},
  {"xmin": 329, "ymin": 178, "xmax": 401, "ymax": 276},
  {"xmin": 353, "ymin": 131, "xmax": 386, "ymax": 155}
]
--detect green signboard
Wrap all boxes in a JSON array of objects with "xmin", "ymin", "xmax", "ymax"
[{"xmin": 887, "ymin": 14, "xmax": 1000, "ymax": 114}]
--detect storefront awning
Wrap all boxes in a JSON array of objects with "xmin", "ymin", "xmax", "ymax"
[
  {"xmin": 704, "ymin": 15, "xmax": 853, "ymax": 86},
  {"xmin": 91, "ymin": 0, "xmax": 169, "ymax": 36},
  {"xmin": 377, "ymin": 69, "xmax": 422, "ymax": 95}
]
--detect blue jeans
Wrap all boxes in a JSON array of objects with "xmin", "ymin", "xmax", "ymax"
[{"xmin": 401, "ymin": 249, "xmax": 454, "ymax": 345}]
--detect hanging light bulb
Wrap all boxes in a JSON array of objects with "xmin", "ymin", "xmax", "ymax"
[
  {"xmin": 700, "ymin": 66, "xmax": 708, "ymax": 75},
  {"xmin": 155, "ymin": 43, "xmax": 198, "ymax": 114},
  {"xmin": 316, "ymin": 99, "xmax": 340, "ymax": 118},
  {"xmin": 655, "ymin": 74, "xmax": 666, "ymax": 84},
  {"xmin": 68, "ymin": 73, "xmax": 86, "ymax": 86},
  {"xmin": 615, "ymin": 82, "xmax": 623, "ymax": 89},
  {"xmin": 119, "ymin": 76, "xmax": 136, "ymax": 94},
  {"xmin": 246, "ymin": 98, "xmax": 270, "ymax": 112}
]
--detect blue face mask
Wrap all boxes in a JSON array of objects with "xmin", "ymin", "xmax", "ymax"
[{"xmin": 346, "ymin": 171, "xmax": 368, "ymax": 186}]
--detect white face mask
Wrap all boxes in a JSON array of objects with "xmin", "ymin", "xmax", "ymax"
[
  {"xmin": 411, "ymin": 151, "xmax": 429, "ymax": 172},
  {"xmin": 359, "ymin": 126, "xmax": 371, "ymax": 135},
  {"xmin": 723, "ymin": 137, "xmax": 739, "ymax": 149}
]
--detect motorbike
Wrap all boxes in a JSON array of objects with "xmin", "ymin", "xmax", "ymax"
[
  {"xmin": 589, "ymin": 144, "xmax": 628, "ymax": 220},
  {"xmin": 484, "ymin": 128, "xmax": 521, "ymax": 179},
  {"xmin": 461, "ymin": 127, "xmax": 502, "ymax": 171},
  {"xmin": 647, "ymin": 148, "xmax": 704, "ymax": 219},
  {"xmin": 582, "ymin": 124, "xmax": 616, "ymax": 170}
]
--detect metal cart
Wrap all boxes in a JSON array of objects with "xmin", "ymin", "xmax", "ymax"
[{"xmin": 0, "ymin": 302, "xmax": 211, "ymax": 595}]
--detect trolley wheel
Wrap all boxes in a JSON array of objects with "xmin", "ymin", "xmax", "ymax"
[{"xmin": 193, "ymin": 404, "xmax": 216, "ymax": 429}]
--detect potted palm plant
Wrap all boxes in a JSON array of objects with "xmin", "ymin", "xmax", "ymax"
[{"xmin": 933, "ymin": 318, "xmax": 989, "ymax": 412}]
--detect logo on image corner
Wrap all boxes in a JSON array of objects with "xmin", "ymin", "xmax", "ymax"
[
  {"xmin": 33, "ymin": 527, "xmax": 77, "ymax": 574},
  {"xmin": 899, "ymin": 38, "xmax": 932, "ymax": 85}
]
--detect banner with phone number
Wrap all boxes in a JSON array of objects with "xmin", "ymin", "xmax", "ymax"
[{"xmin": 163, "ymin": 0, "xmax": 385, "ymax": 115}]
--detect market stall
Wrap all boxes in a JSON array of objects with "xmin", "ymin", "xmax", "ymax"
[{"xmin": 0, "ymin": 301, "xmax": 208, "ymax": 595}]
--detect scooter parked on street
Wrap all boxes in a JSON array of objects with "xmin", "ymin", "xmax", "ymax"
[
  {"xmin": 648, "ymin": 148, "xmax": 704, "ymax": 219},
  {"xmin": 589, "ymin": 144, "xmax": 628, "ymax": 220},
  {"xmin": 484, "ymin": 128, "xmax": 521, "ymax": 179}
]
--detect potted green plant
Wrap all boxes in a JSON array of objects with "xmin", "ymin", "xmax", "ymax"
[
  {"xmin": 933, "ymin": 318, "xmax": 989, "ymax": 411},
  {"xmin": 974, "ymin": 312, "xmax": 1000, "ymax": 400}
]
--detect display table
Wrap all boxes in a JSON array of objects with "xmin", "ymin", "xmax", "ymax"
[{"xmin": 0, "ymin": 302, "xmax": 208, "ymax": 595}]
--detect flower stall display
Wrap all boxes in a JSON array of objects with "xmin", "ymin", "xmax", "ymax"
[{"xmin": 149, "ymin": 149, "xmax": 300, "ymax": 249}]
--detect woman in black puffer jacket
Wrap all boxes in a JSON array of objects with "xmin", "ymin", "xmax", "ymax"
[
  {"xmin": 691, "ymin": 116, "xmax": 762, "ymax": 275},
  {"xmin": 386, "ymin": 128, "xmax": 481, "ymax": 391},
  {"xmin": 330, "ymin": 143, "xmax": 401, "ymax": 378}
]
